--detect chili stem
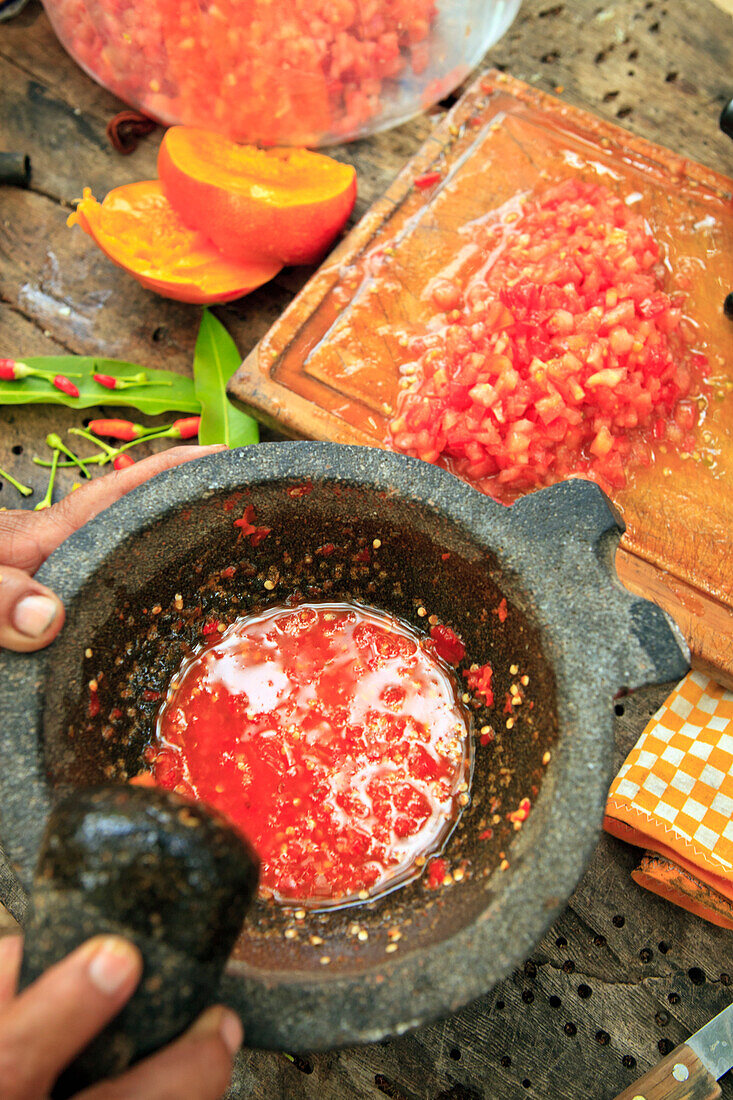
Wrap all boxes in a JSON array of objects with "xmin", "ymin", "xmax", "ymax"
[
  {"xmin": 116, "ymin": 426, "xmax": 181, "ymax": 451},
  {"xmin": 35, "ymin": 449, "xmax": 60, "ymax": 511},
  {"xmin": 33, "ymin": 455, "xmax": 106, "ymax": 469},
  {"xmin": 29, "ymin": 368, "xmax": 83, "ymax": 379},
  {"xmin": 68, "ymin": 427, "xmax": 120, "ymax": 464},
  {"xmin": 68, "ymin": 422, "xmax": 118, "ymax": 453},
  {"xmin": 92, "ymin": 427, "xmax": 179, "ymax": 465},
  {"xmin": 68, "ymin": 425, "xmax": 178, "ymax": 469},
  {"xmin": 109, "ymin": 379, "xmax": 173, "ymax": 389},
  {"xmin": 46, "ymin": 433, "xmax": 92, "ymax": 479},
  {"xmin": 0, "ymin": 467, "xmax": 33, "ymax": 497}
]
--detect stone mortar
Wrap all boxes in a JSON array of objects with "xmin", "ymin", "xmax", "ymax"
[{"xmin": 0, "ymin": 443, "xmax": 688, "ymax": 1051}]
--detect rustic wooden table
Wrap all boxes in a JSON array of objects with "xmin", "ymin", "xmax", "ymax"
[{"xmin": 2, "ymin": 1, "xmax": 733, "ymax": 1097}]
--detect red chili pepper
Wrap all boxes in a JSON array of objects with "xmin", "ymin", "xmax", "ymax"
[
  {"xmin": 1, "ymin": 360, "xmax": 82, "ymax": 384},
  {"xmin": 53, "ymin": 375, "xmax": 80, "ymax": 398},
  {"xmin": 93, "ymin": 371, "xmax": 163, "ymax": 390},
  {"xmin": 113, "ymin": 453, "xmax": 136, "ymax": 470},
  {"xmin": 88, "ymin": 418, "xmax": 145, "ymax": 441},
  {"xmin": 286, "ymin": 482, "xmax": 313, "ymax": 498},
  {"xmin": 93, "ymin": 373, "xmax": 119, "ymax": 389},
  {"xmin": 170, "ymin": 416, "xmax": 201, "ymax": 440},
  {"xmin": 0, "ymin": 358, "xmax": 31, "ymax": 380},
  {"xmin": 414, "ymin": 171, "xmax": 443, "ymax": 190}
]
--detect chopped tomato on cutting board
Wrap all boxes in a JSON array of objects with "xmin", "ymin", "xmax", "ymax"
[{"xmin": 389, "ymin": 178, "xmax": 704, "ymax": 500}]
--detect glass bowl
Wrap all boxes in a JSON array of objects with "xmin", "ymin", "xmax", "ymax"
[{"xmin": 41, "ymin": 0, "xmax": 521, "ymax": 146}]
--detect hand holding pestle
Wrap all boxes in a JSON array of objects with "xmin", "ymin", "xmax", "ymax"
[{"xmin": 17, "ymin": 785, "xmax": 259, "ymax": 1099}]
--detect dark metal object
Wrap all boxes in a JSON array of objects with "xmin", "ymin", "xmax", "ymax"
[
  {"xmin": 0, "ymin": 152, "xmax": 31, "ymax": 187},
  {"xmin": 0, "ymin": 0, "xmax": 30, "ymax": 20},
  {"xmin": 19, "ymin": 786, "xmax": 258, "ymax": 1099},
  {"xmin": 725, "ymin": 292, "xmax": 733, "ymax": 320},
  {"xmin": 720, "ymin": 98, "xmax": 733, "ymax": 140},
  {"xmin": 0, "ymin": 444, "xmax": 688, "ymax": 1051},
  {"xmin": 688, "ymin": 1001, "xmax": 733, "ymax": 1082}
]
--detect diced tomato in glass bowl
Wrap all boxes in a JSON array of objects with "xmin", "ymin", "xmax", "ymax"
[{"xmin": 41, "ymin": 0, "xmax": 521, "ymax": 146}]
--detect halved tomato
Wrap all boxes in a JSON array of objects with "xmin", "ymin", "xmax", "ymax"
[
  {"xmin": 68, "ymin": 181, "xmax": 281, "ymax": 303},
  {"xmin": 158, "ymin": 127, "xmax": 357, "ymax": 267}
]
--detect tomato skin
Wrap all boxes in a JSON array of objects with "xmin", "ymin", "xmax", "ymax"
[
  {"xmin": 430, "ymin": 624, "xmax": 466, "ymax": 664},
  {"xmin": 389, "ymin": 179, "xmax": 706, "ymax": 500}
]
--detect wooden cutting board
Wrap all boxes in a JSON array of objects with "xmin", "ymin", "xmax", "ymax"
[{"xmin": 229, "ymin": 72, "xmax": 733, "ymax": 687}]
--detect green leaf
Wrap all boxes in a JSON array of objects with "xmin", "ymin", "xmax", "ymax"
[
  {"xmin": 4, "ymin": 357, "xmax": 200, "ymax": 415},
  {"xmin": 193, "ymin": 309, "xmax": 259, "ymax": 448}
]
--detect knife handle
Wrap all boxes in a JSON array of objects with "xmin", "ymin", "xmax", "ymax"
[{"xmin": 613, "ymin": 1043, "xmax": 722, "ymax": 1100}]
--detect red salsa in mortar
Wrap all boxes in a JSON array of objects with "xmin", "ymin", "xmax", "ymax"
[{"xmin": 145, "ymin": 602, "xmax": 471, "ymax": 906}]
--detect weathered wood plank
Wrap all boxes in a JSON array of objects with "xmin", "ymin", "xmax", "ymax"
[
  {"xmin": 0, "ymin": 52, "xmax": 156, "ymax": 205},
  {"xmin": 0, "ymin": 186, "xmax": 200, "ymax": 364},
  {"xmin": 0, "ymin": 303, "xmax": 68, "ymax": 357},
  {"xmin": 489, "ymin": 0, "xmax": 733, "ymax": 176},
  {"xmin": 2, "ymin": 1, "xmax": 733, "ymax": 1096}
]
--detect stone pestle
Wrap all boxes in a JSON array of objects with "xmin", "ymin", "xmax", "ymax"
[{"xmin": 18, "ymin": 785, "xmax": 259, "ymax": 1099}]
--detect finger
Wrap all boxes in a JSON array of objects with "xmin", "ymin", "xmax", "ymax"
[
  {"xmin": 0, "ymin": 937, "xmax": 23, "ymax": 1007},
  {"xmin": 0, "ymin": 565, "xmax": 65, "ymax": 653},
  {"xmin": 0, "ymin": 935, "xmax": 142, "ymax": 1099},
  {"xmin": 75, "ymin": 1005, "xmax": 242, "ymax": 1100},
  {"xmin": 0, "ymin": 445, "xmax": 227, "ymax": 575}
]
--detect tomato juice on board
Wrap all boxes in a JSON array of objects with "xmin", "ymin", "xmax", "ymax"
[{"xmin": 146, "ymin": 601, "xmax": 472, "ymax": 908}]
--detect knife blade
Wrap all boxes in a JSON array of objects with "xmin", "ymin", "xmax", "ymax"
[
  {"xmin": 688, "ymin": 1002, "xmax": 733, "ymax": 1082},
  {"xmin": 613, "ymin": 1001, "xmax": 733, "ymax": 1099}
]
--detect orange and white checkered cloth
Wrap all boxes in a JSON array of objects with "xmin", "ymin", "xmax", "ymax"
[{"xmin": 604, "ymin": 671, "xmax": 733, "ymax": 928}]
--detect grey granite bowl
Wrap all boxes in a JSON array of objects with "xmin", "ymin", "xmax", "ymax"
[{"xmin": 0, "ymin": 443, "xmax": 688, "ymax": 1051}]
